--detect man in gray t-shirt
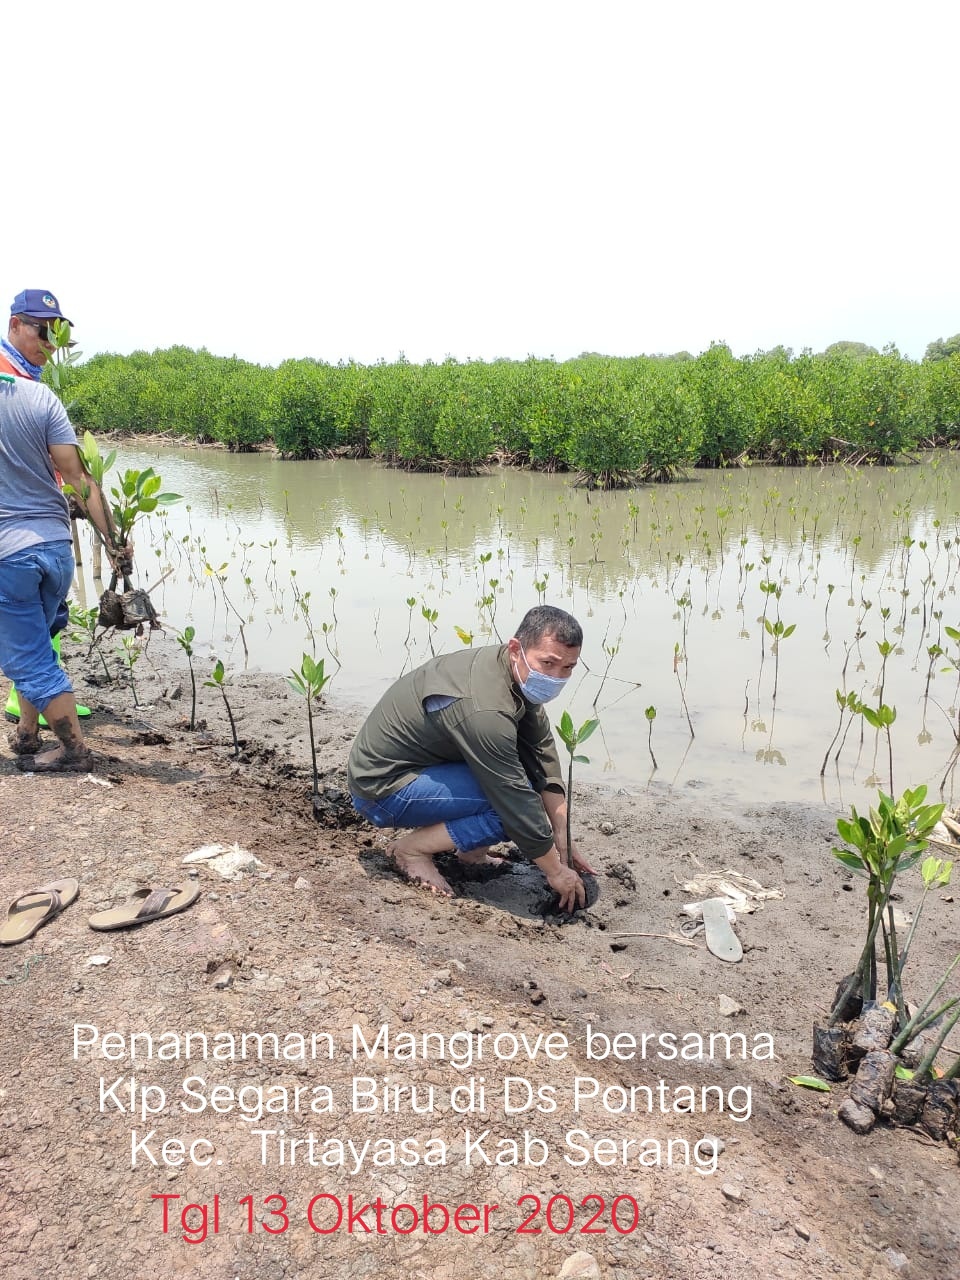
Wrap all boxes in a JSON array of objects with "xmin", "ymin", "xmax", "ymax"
[
  {"xmin": 1, "ymin": 288, "xmax": 94, "ymax": 725},
  {"xmin": 0, "ymin": 368, "xmax": 126, "ymax": 771}
]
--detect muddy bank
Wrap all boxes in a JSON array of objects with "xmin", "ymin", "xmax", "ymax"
[{"xmin": 0, "ymin": 631, "xmax": 958, "ymax": 1280}]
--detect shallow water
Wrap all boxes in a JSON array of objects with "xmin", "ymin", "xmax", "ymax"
[{"xmin": 79, "ymin": 445, "xmax": 960, "ymax": 810}]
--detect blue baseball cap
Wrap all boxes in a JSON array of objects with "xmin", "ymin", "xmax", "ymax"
[{"xmin": 11, "ymin": 289, "xmax": 73, "ymax": 325}]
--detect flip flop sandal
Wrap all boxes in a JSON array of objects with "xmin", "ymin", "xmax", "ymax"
[
  {"xmin": 88, "ymin": 877, "xmax": 201, "ymax": 932},
  {"xmin": 7, "ymin": 729, "xmax": 43, "ymax": 756},
  {"xmin": 702, "ymin": 896, "xmax": 743, "ymax": 963},
  {"xmin": 0, "ymin": 879, "xmax": 80, "ymax": 946},
  {"xmin": 16, "ymin": 749, "xmax": 94, "ymax": 774}
]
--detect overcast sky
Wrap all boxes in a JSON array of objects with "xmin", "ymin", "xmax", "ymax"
[{"xmin": 3, "ymin": 1, "xmax": 956, "ymax": 367}]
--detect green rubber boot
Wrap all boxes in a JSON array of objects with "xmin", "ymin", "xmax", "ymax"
[{"xmin": 5, "ymin": 632, "xmax": 92, "ymax": 725}]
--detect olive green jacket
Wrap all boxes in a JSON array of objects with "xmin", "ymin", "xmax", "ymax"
[{"xmin": 347, "ymin": 645, "xmax": 564, "ymax": 858}]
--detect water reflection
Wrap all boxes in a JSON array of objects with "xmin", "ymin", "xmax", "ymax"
[{"xmin": 86, "ymin": 445, "xmax": 960, "ymax": 809}]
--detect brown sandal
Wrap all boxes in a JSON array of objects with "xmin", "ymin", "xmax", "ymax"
[
  {"xmin": 0, "ymin": 879, "xmax": 80, "ymax": 945},
  {"xmin": 88, "ymin": 878, "xmax": 201, "ymax": 931}
]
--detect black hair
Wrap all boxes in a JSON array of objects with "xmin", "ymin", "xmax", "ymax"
[{"xmin": 514, "ymin": 605, "xmax": 583, "ymax": 649}]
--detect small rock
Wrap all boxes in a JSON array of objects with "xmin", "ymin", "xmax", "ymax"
[
  {"xmin": 433, "ymin": 968, "xmax": 452, "ymax": 986},
  {"xmin": 885, "ymin": 1249, "xmax": 909, "ymax": 1272},
  {"xmin": 700, "ymin": 1134, "xmax": 725, "ymax": 1157},
  {"xmin": 210, "ymin": 962, "xmax": 236, "ymax": 990},
  {"xmin": 838, "ymin": 1096, "xmax": 876, "ymax": 1134},
  {"xmin": 598, "ymin": 821, "xmax": 616, "ymax": 836},
  {"xmin": 794, "ymin": 1223, "xmax": 810, "ymax": 1241},
  {"xmin": 400, "ymin": 1002, "xmax": 416, "ymax": 1022},
  {"xmin": 718, "ymin": 995, "xmax": 743, "ymax": 1017},
  {"xmin": 294, "ymin": 876, "xmax": 310, "ymax": 890},
  {"xmin": 720, "ymin": 1183, "xmax": 742, "ymax": 1203},
  {"xmin": 558, "ymin": 1251, "xmax": 601, "ymax": 1279},
  {"xmin": 528, "ymin": 987, "xmax": 546, "ymax": 1006},
  {"xmin": 479, "ymin": 1016, "xmax": 494, "ymax": 1027},
  {"xmin": 87, "ymin": 955, "xmax": 111, "ymax": 967}
]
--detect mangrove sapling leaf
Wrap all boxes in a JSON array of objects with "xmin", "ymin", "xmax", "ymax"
[
  {"xmin": 555, "ymin": 711, "xmax": 599, "ymax": 870},
  {"xmin": 288, "ymin": 654, "xmax": 332, "ymax": 799},
  {"xmin": 175, "ymin": 625, "xmax": 198, "ymax": 730},
  {"xmin": 205, "ymin": 659, "xmax": 240, "ymax": 758},
  {"xmin": 42, "ymin": 319, "xmax": 82, "ymax": 402},
  {"xmin": 786, "ymin": 1075, "xmax": 831, "ymax": 1092},
  {"xmin": 78, "ymin": 430, "xmax": 117, "ymax": 489}
]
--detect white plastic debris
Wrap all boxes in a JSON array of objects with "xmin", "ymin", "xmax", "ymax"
[
  {"xmin": 680, "ymin": 869, "xmax": 784, "ymax": 914},
  {"xmin": 681, "ymin": 900, "xmax": 737, "ymax": 923},
  {"xmin": 182, "ymin": 842, "xmax": 266, "ymax": 880}
]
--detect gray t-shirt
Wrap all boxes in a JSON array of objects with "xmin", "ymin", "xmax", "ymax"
[{"xmin": 0, "ymin": 377, "xmax": 77, "ymax": 561}]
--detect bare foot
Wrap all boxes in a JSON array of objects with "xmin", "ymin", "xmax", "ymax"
[
  {"xmin": 17, "ymin": 744, "xmax": 92, "ymax": 774},
  {"xmin": 456, "ymin": 850, "xmax": 506, "ymax": 870},
  {"xmin": 386, "ymin": 842, "xmax": 455, "ymax": 897}
]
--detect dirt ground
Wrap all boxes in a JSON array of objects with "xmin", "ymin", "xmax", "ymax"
[{"xmin": 1, "ymin": 630, "xmax": 959, "ymax": 1280}]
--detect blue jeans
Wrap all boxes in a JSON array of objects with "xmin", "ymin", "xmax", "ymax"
[
  {"xmin": 351, "ymin": 763, "xmax": 507, "ymax": 854},
  {"xmin": 0, "ymin": 541, "xmax": 75, "ymax": 712}
]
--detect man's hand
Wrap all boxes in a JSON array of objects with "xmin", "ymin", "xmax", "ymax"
[
  {"xmin": 545, "ymin": 861, "xmax": 586, "ymax": 912},
  {"xmin": 107, "ymin": 540, "xmax": 134, "ymax": 576},
  {"xmin": 534, "ymin": 847, "xmax": 588, "ymax": 913}
]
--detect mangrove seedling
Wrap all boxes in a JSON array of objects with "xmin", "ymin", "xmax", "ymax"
[
  {"xmin": 288, "ymin": 653, "xmax": 332, "ymax": 803},
  {"xmin": 116, "ymin": 635, "xmax": 142, "ymax": 707},
  {"xmin": 830, "ymin": 784, "xmax": 944, "ymax": 1024},
  {"xmin": 205, "ymin": 659, "xmax": 240, "ymax": 757},
  {"xmin": 673, "ymin": 642, "xmax": 695, "ymax": 738},
  {"xmin": 421, "ymin": 605, "xmax": 439, "ymax": 656},
  {"xmin": 174, "ymin": 625, "xmax": 198, "ymax": 730},
  {"xmin": 645, "ymin": 705, "xmax": 658, "ymax": 770},
  {"xmin": 763, "ymin": 616, "xmax": 796, "ymax": 703},
  {"xmin": 68, "ymin": 600, "xmax": 112, "ymax": 683},
  {"xmin": 860, "ymin": 702, "xmax": 897, "ymax": 794},
  {"xmin": 555, "ymin": 711, "xmax": 599, "ymax": 869}
]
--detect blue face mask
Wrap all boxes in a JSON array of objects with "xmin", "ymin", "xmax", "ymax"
[{"xmin": 514, "ymin": 642, "xmax": 569, "ymax": 705}]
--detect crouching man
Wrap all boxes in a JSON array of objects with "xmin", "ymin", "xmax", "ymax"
[{"xmin": 347, "ymin": 605, "xmax": 595, "ymax": 911}]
